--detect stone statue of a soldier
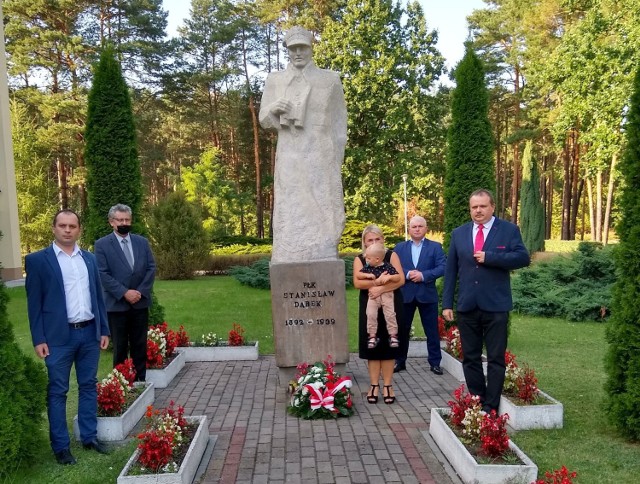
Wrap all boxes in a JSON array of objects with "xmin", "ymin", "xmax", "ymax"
[{"xmin": 259, "ymin": 26, "xmax": 347, "ymax": 263}]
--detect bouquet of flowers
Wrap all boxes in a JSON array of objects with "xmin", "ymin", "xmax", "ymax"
[
  {"xmin": 447, "ymin": 385, "xmax": 510, "ymax": 458},
  {"xmin": 503, "ymin": 351, "xmax": 539, "ymax": 404},
  {"xmin": 147, "ymin": 322, "xmax": 189, "ymax": 368},
  {"xmin": 136, "ymin": 401, "xmax": 190, "ymax": 473},
  {"xmin": 97, "ymin": 359, "xmax": 137, "ymax": 416},
  {"xmin": 287, "ymin": 356, "xmax": 354, "ymax": 420}
]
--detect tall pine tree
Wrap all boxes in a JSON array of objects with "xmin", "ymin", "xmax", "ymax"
[
  {"xmin": 443, "ymin": 45, "xmax": 494, "ymax": 248},
  {"xmin": 84, "ymin": 44, "xmax": 142, "ymax": 245},
  {"xmin": 605, "ymin": 66, "xmax": 640, "ymax": 440},
  {"xmin": 519, "ymin": 140, "xmax": 545, "ymax": 254}
]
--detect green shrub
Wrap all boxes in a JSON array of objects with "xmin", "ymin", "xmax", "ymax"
[
  {"xmin": 203, "ymin": 254, "xmax": 272, "ymax": 273},
  {"xmin": 512, "ymin": 242, "xmax": 615, "ymax": 321},
  {"xmin": 148, "ymin": 191, "xmax": 209, "ymax": 280},
  {"xmin": 228, "ymin": 259, "xmax": 271, "ymax": 289},
  {"xmin": 229, "ymin": 257, "xmax": 355, "ymax": 289},
  {"xmin": 0, "ymin": 266, "xmax": 47, "ymax": 477},
  {"xmin": 211, "ymin": 235, "xmax": 272, "ymax": 247},
  {"xmin": 211, "ymin": 244, "xmax": 273, "ymax": 256},
  {"xmin": 148, "ymin": 290, "xmax": 166, "ymax": 326},
  {"xmin": 543, "ymin": 239, "xmax": 583, "ymax": 253}
]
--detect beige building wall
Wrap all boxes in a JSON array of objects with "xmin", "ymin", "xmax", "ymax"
[{"xmin": 0, "ymin": 4, "xmax": 23, "ymax": 282}]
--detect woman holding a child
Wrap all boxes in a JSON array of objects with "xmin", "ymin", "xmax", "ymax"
[{"xmin": 353, "ymin": 225, "xmax": 405, "ymax": 404}]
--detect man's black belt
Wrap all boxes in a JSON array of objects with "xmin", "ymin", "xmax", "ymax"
[{"xmin": 69, "ymin": 318, "xmax": 94, "ymax": 329}]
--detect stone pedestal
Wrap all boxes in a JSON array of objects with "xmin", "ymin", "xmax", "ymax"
[{"xmin": 270, "ymin": 260, "xmax": 349, "ymax": 384}]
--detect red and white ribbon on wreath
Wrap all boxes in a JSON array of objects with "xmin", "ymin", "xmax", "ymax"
[{"xmin": 305, "ymin": 376, "xmax": 352, "ymax": 412}]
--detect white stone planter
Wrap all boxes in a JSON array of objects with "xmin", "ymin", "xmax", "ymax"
[
  {"xmin": 499, "ymin": 389, "xmax": 563, "ymax": 430},
  {"xmin": 440, "ymin": 351, "xmax": 488, "ymax": 382},
  {"xmin": 118, "ymin": 415, "xmax": 209, "ymax": 484},
  {"xmin": 178, "ymin": 341, "xmax": 259, "ymax": 362},
  {"xmin": 146, "ymin": 350, "xmax": 186, "ymax": 389},
  {"xmin": 408, "ymin": 339, "xmax": 427, "ymax": 358},
  {"xmin": 429, "ymin": 408, "xmax": 537, "ymax": 484},
  {"xmin": 73, "ymin": 382, "xmax": 155, "ymax": 442}
]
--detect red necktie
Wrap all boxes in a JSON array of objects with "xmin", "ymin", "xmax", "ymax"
[{"xmin": 474, "ymin": 224, "xmax": 484, "ymax": 253}]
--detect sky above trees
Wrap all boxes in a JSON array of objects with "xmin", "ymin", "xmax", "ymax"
[{"xmin": 162, "ymin": 0, "xmax": 486, "ymax": 75}]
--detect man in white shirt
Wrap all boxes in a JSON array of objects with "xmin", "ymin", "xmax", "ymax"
[{"xmin": 26, "ymin": 210, "xmax": 110, "ymax": 465}]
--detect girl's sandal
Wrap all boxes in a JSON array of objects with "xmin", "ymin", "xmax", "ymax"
[{"xmin": 367, "ymin": 337, "xmax": 379, "ymax": 349}]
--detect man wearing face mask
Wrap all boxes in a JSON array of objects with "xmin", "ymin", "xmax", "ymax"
[{"xmin": 94, "ymin": 204, "xmax": 156, "ymax": 381}]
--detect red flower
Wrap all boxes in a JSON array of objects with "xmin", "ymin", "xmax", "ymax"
[
  {"xmin": 228, "ymin": 323, "xmax": 246, "ymax": 346},
  {"xmin": 478, "ymin": 411, "xmax": 510, "ymax": 457},
  {"xmin": 447, "ymin": 385, "xmax": 481, "ymax": 428},
  {"xmin": 437, "ymin": 316, "xmax": 447, "ymax": 339},
  {"xmin": 146, "ymin": 340, "xmax": 164, "ymax": 368},
  {"xmin": 535, "ymin": 466, "xmax": 578, "ymax": 484},
  {"xmin": 115, "ymin": 358, "xmax": 136, "ymax": 386},
  {"xmin": 97, "ymin": 376, "xmax": 125, "ymax": 416}
]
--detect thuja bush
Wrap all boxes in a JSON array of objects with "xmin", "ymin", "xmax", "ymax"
[
  {"xmin": 148, "ymin": 191, "xmax": 209, "ymax": 280},
  {"xmin": 230, "ymin": 257, "xmax": 355, "ymax": 290},
  {"xmin": 512, "ymin": 242, "xmax": 615, "ymax": 321},
  {"xmin": 0, "ymin": 267, "xmax": 47, "ymax": 477}
]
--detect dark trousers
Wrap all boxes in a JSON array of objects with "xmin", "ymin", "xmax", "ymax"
[
  {"xmin": 45, "ymin": 323, "xmax": 100, "ymax": 452},
  {"xmin": 396, "ymin": 300, "xmax": 441, "ymax": 367},
  {"xmin": 108, "ymin": 308, "xmax": 149, "ymax": 381},
  {"xmin": 457, "ymin": 308, "xmax": 508, "ymax": 412}
]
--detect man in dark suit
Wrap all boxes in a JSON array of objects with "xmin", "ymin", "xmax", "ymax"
[
  {"xmin": 94, "ymin": 204, "xmax": 156, "ymax": 381},
  {"xmin": 443, "ymin": 189, "xmax": 530, "ymax": 413},
  {"xmin": 26, "ymin": 210, "xmax": 111, "ymax": 465},
  {"xmin": 393, "ymin": 215, "xmax": 446, "ymax": 374}
]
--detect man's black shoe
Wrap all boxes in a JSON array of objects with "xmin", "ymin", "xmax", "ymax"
[
  {"xmin": 82, "ymin": 440, "xmax": 110, "ymax": 454},
  {"xmin": 430, "ymin": 366, "xmax": 444, "ymax": 375},
  {"xmin": 55, "ymin": 449, "xmax": 77, "ymax": 465},
  {"xmin": 394, "ymin": 363, "xmax": 406, "ymax": 373}
]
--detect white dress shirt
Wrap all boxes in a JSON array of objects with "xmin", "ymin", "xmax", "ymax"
[{"xmin": 52, "ymin": 242, "xmax": 94, "ymax": 323}]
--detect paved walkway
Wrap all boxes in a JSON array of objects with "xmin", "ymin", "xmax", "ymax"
[{"xmin": 154, "ymin": 355, "xmax": 464, "ymax": 484}]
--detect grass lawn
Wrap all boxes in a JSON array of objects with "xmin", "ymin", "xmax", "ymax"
[{"xmin": 5, "ymin": 276, "xmax": 639, "ymax": 483}]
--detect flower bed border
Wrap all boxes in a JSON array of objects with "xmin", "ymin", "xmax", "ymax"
[
  {"xmin": 499, "ymin": 389, "xmax": 564, "ymax": 430},
  {"xmin": 429, "ymin": 408, "xmax": 537, "ymax": 484},
  {"xmin": 406, "ymin": 339, "xmax": 447, "ymax": 358},
  {"xmin": 178, "ymin": 341, "xmax": 259, "ymax": 362},
  {"xmin": 117, "ymin": 415, "xmax": 209, "ymax": 484},
  {"xmin": 440, "ymin": 351, "xmax": 487, "ymax": 382},
  {"xmin": 146, "ymin": 350, "xmax": 186, "ymax": 389},
  {"xmin": 73, "ymin": 382, "xmax": 155, "ymax": 442}
]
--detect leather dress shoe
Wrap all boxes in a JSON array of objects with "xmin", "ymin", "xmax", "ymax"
[
  {"xmin": 430, "ymin": 366, "xmax": 444, "ymax": 375},
  {"xmin": 55, "ymin": 449, "xmax": 77, "ymax": 465},
  {"xmin": 393, "ymin": 363, "xmax": 406, "ymax": 373},
  {"xmin": 83, "ymin": 439, "xmax": 110, "ymax": 454}
]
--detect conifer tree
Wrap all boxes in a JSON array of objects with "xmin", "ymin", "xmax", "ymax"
[
  {"xmin": 84, "ymin": 44, "xmax": 142, "ymax": 245},
  {"xmin": 605, "ymin": 66, "xmax": 640, "ymax": 440},
  {"xmin": 519, "ymin": 140, "xmax": 545, "ymax": 254},
  {"xmin": 0, "ymin": 236, "xmax": 47, "ymax": 477},
  {"xmin": 443, "ymin": 45, "xmax": 494, "ymax": 248}
]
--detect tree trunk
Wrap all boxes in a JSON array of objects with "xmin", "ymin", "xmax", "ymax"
[
  {"xmin": 561, "ymin": 139, "xmax": 572, "ymax": 240},
  {"xmin": 596, "ymin": 170, "xmax": 603, "ymax": 242},
  {"xmin": 586, "ymin": 177, "xmax": 595, "ymax": 240},
  {"xmin": 569, "ymin": 131, "xmax": 581, "ymax": 239},
  {"xmin": 603, "ymin": 153, "xmax": 617, "ymax": 244}
]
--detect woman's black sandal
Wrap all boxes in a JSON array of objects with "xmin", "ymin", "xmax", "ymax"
[
  {"xmin": 367, "ymin": 384, "xmax": 379, "ymax": 404},
  {"xmin": 383, "ymin": 385, "xmax": 396, "ymax": 404}
]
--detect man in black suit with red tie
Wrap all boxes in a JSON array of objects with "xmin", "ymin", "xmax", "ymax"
[{"xmin": 442, "ymin": 189, "xmax": 529, "ymax": 413}]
